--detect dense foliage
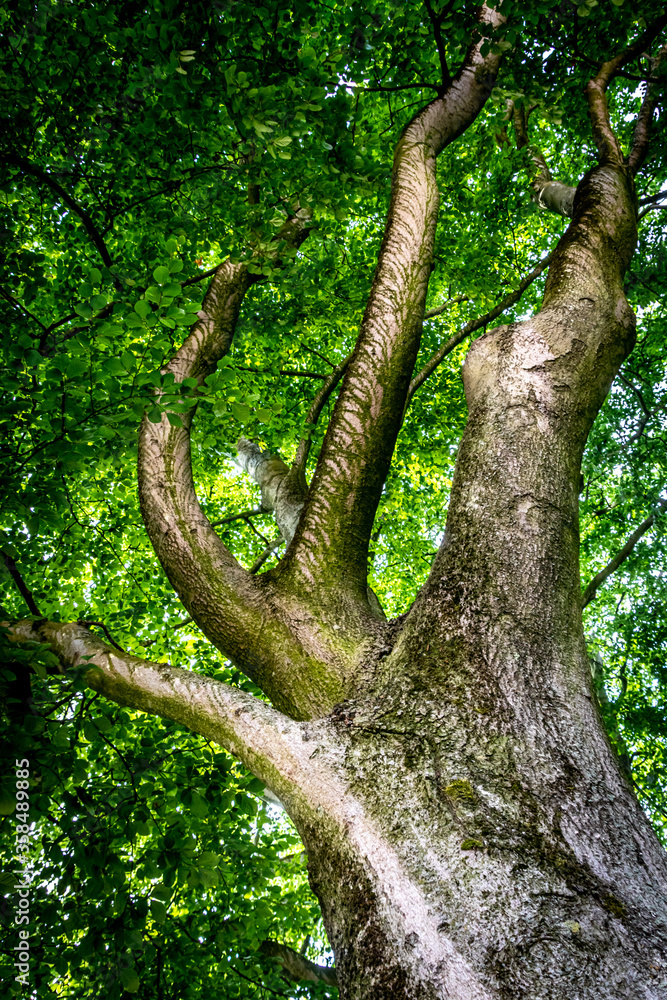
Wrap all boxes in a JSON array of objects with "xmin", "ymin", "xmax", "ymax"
[{"xmin": 1, "ymin": 0, "xmax": 666, "ymax": 995}]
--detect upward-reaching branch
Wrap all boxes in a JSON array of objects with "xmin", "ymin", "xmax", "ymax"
[
  {"xmin": 137, "ymin": 218, "xmax": 350, "ymax": 719},
  {"xmin": 628, "ymin": 44, "xmax": 667, "ymax": 176},
  {"xmin": 586, "ymin": 13, "xmax": 667, "ymax": 168},
  {"xmin": 582, "ymin": 498, "xmax": 667, "ymax": 608},
  {"xmin": 511, "ymin": 105, "xmax": 576, "ymax": 217},
  {"xmin": 278, "ymin": 5, "xmax": 505, "ymax": 605}
]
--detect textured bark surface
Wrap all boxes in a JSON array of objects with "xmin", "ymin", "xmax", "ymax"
[{"xmin": 11, "ymin": 9, "xmax": 667, "ymax": 1000}]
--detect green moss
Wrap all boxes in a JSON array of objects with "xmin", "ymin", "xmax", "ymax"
[
  {"xmin": 460, "ymin": 838, "xmax": 483, "ymax": 850},
  {"xmin": 602, "ymin": 893, "xmax": 626, "ymax": 918},
  {"xmin": 445, "ymin": 780, "xmax": 475, "ymax": 803}
]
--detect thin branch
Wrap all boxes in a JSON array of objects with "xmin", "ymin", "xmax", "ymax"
[
  {"xmin": 582, "ymin": 499, "xmax": 667, "ymax": 608},
  {"xmin": 3, "ymin": 154, "xmax": 114, "ymax": 269},
  {"xmin": 259, "ymin": 939, "xmax": 337, "ymax": 987},
  {"xmin": 77, "ymin": 620, "xmax": 125, "ymax": 652},
  {"xmin": 639, "ymin": 191, "xmax": 667, "ymax": 207},
  {"xmin": 345, "ymin": 81, "xmax": 441, "ymax": 94},
  {"xmin": 250, "ymin": 537, "xmax": 284, "ymax": 574},
  {"xmin": 407, "ymin": 252, "xmax": 553, "ymax": 402},
  {"xmin": 298, "ymin": 340, "xmax": 337, "ymax": 369},
  {"xmin": 182, "ymin": 266, "xmax": 220, "ymax": 287},
  {"xmin": 210, "ymin": 507, "xmax": 265, "ymax": 527},
  {"xmin": 423, "ymin": 293, "xmax": 470, "ymax": 320},
  {"xmin": 292, "ymin": 353, "xmax": 352, "ymax": 475},
  {"xmin": 0, "ymin": 287, "xmax": 48, "ymax": 331},
  {"xmin": 617, "ymin": 372, "xmax": 651, "ymax": 444},
  {"xmin": 2, "ymin": 553, "xmax": 43, "ymax": 617},
  {"xmin": 424, "ymin": 0, "xmax": 451, "ymax": 90},
  {"xmin": 234, "ymin": 366, "xmax": 328, "ymax": 379}
]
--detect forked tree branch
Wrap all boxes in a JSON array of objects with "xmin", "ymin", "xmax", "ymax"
[
  {"xmin": 137, "ymin": 216, "xmax": 350, "ymax": 719},
  {"xmin": 628, "ymin": 44, "xmax": 667, "ymax": 175},
  {"xmin": 582, "ymin": 499, "xmax": 667, "ymax": 608},
  {"xmin": 280, "ymin": 4, "xmax": 505, "ymax": 602},
  {"xmin": 586, "ymin": 14, "xmax": 667, "ymax": 168},
  {"xmin": 407, "ymin": 251, "xmax": 553, "ymax": 402}
]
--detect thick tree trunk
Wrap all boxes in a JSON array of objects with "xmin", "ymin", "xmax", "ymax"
[
  {"xmin": 10, "ymin": 13, "xmax": 667, "ymax": 1000},
  {"xmin": 292, "ymin": 163, "xmax": 667, "ymax": 999}
]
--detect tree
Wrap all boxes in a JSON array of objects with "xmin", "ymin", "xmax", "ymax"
[{"xmin": 3, "ymin": 0, "xmax": 667, "ymax": 997}]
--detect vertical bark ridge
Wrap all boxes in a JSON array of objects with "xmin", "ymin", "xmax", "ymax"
[{"xmin": 279, "ymin": 7, "xmax": 504, "ymax": 607}]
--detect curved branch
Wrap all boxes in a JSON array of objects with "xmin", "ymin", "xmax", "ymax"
[
  {"xmin": 407, "ymin": 252, "xmax": 553, "ymax": 403},
  {"xmin": 2, "ymin": 154, "xmax": 114, "ymax": 270},
  {"xmin": 628, "ymin": 44, "xmax": 667, "ymax": 176},
  {"xmin": 586, "ymin": 14, "xmax": 667, "ymax": 168},
  {"xmin": 281, "ymin": 4, "xmax": 505, "ymax": 601},
  {"xmin": 8, "ymin": 619, "xmax": 310, "ymax": 805},
  {"xmin": 260, "ymin": 940, "xmax": 337, "ymax": 987},
  {"xmin": 582, "ymin": 499, "xmax": 667, "ymax": 608},
  {"xmin": 137, "ymin": 218, "xmax": 348, "ymax": 719}
]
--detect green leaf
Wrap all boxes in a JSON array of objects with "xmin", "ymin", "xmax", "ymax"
[
  {"xmin": 120, "ymin": 967, "xmax": 140, "ymax": 993},
  {"xmin": 153, "ymin": 266, "xmax": 171, "ymax": 285},
  {"xmin": 231, "ymin": 402, "xmax": 251, "ymax": 424},
  {"xmin": 83, "ymin": 719, "xmax": 99, "ymax": 742},
  {"xmin": 134, "ymin": 299, "xmax": 150, "ymax": 319},
  {"xmin": 150, "ymin": 899, "xmax": 167, "ymax": 923}
]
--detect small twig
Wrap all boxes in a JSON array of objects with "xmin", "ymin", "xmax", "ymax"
[
  {"xmin": 298, "ymin": 340, "xmax": 337, "ymax": 369},
  {"xmin": 182, "ymin": 266, "xmax": 220, "ymax": 287},
  {"xmin": 582, "ymin": 498, "xmax": 667, "ymax": 608},
  {"xmin": 408, "ymin": 252, "xmax": 553, "ymax": 402},
  {"xmin": 210, "ymin": 507, "xmax": 264, "ymax": 528},
  {"xmin": 77, "ymin": 620, "xmax": 126, "ymax": 652},
  {"xmin": 292, "ymin": 353, "xmax": 353, "ymax": 474},
  {"xmin": 250, "ymin": 537, "xmax": 284, "ymax": 574},
  {"xmin": 233, "ymin": 365, "xmax": 328, "ymax": 379},
  {"xmin": 424, "ymin": 293, "xmax": 470, "ymax": 320},
  {"xmin": 344, "ymin": 81, "xmax": 440, "ymax": 93}
]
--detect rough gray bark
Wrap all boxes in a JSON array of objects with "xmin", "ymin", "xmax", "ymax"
[{"xmin": 10, "ymin": 9, "xmax": 667, "ymax": 1000}]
